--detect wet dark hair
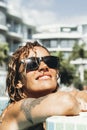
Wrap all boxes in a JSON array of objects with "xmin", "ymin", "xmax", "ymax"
[{"xmin": 6, "ymin": 41, "xmax": 50, "ymax": 102}]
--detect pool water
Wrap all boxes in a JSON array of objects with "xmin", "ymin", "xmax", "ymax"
[{"xmin": 0, "ymin": 97, "xmax": 9, "ymax": 115}]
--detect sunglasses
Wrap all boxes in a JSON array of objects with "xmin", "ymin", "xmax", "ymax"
[{"xmin": 21, "ymin": 56, "xmax": 60, "ymax": 72}]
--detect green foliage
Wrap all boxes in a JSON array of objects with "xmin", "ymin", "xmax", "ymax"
[
  {"xmin": 84, "ymin": 70, "xmax": 87, "ymax": 82},
  {"xmin": 73, "ymin": 77, "xmax": 83, "ymax": 90},
  {"xmin": 59, "ymin": 60, "xmax": 76, "ymax": 86},
  {"xmin": 68, "ymin": 42, "xmax": 87, "ymax": 61},
  {"xmin": 0, "ymin": 42, "xmax": 9, "ymax": 66},
  {"xmin": 52, "ymin": 42, "xmax": 87, "ymax": 87},
  {"xmin": 51, "ymin": 51, "xmax": 76, "ymax": 86}
]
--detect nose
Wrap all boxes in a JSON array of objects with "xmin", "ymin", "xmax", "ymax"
[{"xmin": 38, "ymin": 61, "xmax": 49, "ymax": 72}]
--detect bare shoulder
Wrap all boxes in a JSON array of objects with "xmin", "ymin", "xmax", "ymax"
[
  {"xmin": 0, "ymin": 104, "xmax": 19, "ymax": 130},
  {"xmin": 0, "ymin": 97, "xmax": 47, "ymax": 130},
  {"xmin": 0, "ymin": 100, "xmax": 27, "ymax": 130}
]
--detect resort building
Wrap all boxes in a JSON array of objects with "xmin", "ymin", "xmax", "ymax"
[
  {"xmin": 0, "ymin": 0, "xmax": 87, "ymax": 57},
  {"xmin": 0, "ymin": 0, "xmax": 36, "ymax": 55},
  {"xmin": 33, "ymin": 24, "xmax": 87, "ymax": 59}
]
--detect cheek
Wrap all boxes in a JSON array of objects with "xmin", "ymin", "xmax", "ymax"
[
  {"xmin": 51, "ymin": 69, "xmax": 58, "ymax": 78},
  {"xmin": 52, "ymin": 69, "xmax": 59, "ymax": 85},
  {"xmin": 26, "ymin": 72, "xmax": 35, "ymax": 87}
]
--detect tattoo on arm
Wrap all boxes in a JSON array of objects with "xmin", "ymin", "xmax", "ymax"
[{"xmin": 21, "ymin": 96, "xmax": 48, "ymax": 125}]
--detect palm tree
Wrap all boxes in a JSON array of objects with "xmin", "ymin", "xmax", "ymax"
[
  {"xmin": 68, "ymin": 42, "xmax": 87, "ymax": 61},
  {"xmin": 51, "ymin": 51, "xmax": 76, "ymax": 86},
  {"xmin": 69, "ymin": 42, "xmax": 87, "ymax": 87}
]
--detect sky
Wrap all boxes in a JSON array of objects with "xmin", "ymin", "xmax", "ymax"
[{"xmin": 8, "ymin": 0, "xmax": 87, "ymax": 26}]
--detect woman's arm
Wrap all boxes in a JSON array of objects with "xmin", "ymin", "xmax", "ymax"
[
  {"xmin": 69, "ymin": 90, "xmax": 87, "ymax": 112},
  {"xmin": 20, "ymin": 92, "xmax": 80, "ymax": 127},
  {"xmin": 0, "ymin": 91, "xmax": 80, "ymax": 130}
]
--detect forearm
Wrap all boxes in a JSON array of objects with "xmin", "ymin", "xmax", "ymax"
[
  {"xmin": 21, "ymin": 95, "xmax": 50, "ymax": 126},
  {"xmin": 20, "ymin": 92, "xmax": 80, "ymax": 126}
]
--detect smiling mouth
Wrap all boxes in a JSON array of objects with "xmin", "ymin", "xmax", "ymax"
[
  {"xmin": 38, "ymin": 75, "xmax": 51, "ymax": 80},
  {"xmin": 36, "ymin": 75, "xmax": 51, "ymax": 80}
]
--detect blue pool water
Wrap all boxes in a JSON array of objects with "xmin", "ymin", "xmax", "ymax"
[{"xmin": 0, "ymin": 97, "xmax": 9, "ymax": 115}]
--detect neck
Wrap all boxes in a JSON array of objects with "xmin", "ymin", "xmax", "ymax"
[{"xmin": 25, "ymin": 89, "xmax": 57, "ymax": 98}]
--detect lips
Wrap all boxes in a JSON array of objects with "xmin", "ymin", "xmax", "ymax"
[{"xmin": 36, "ymin": 74, "xmax": 51, "ymax": 80}]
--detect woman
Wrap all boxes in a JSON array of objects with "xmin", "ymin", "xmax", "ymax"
[{"xmin": 0, "ymin": 41, "xmax": 81, "ymax": 130}]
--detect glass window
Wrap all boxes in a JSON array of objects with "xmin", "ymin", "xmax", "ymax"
[
  {"xmin": 10, "ymin": 41, "xmax": 20, "ymax": 52},
  {"xmin": 42, "ymin": 40, "xmax": 50, "ymax": 48},
  {"xmin": 50, "ymin": 40, "xmax": 58, "ymax": 47},
  {"xmin": 0, "ymin": 0, "xmax": 5, "ymax": 2},
  {"xmin": 14, "ymin": 21, "xmax": 20, "ymax": 33},
  {"xmin": 60, "ymin": 39, "xmax": 76, "ymax": 48},
  {"xmin": 71, "ymin": 27, "xmax": 77, "ymax": 32},
  {"xmin": 82, "ymin": 25, "xmax": 87, "ymax": 34},
  {"xmin": 61, "ymin": 27, "xmax": 71, "ymax": 32},
  {"xmin": 27, "ymin": 28, "xmax": 32, "ymax": 39},
  {"xmin": 7, "ymin": 19, "xmax": 21, "ymax": 34},
  {"xmin": 61, "ymin": 27, "xmax": 77, "ymax": 32},
  {"xmin": 0, "ymin": 11, "xmax": 6, "ymax": 25},
  {"xmin": 60, "ymin": 40, "xmax": 68, "ymax": 48},
  {"xmin": 13, "ymin": 42, "xmax": 20, "ymax": 51},
  {"xmin": 0, "ymin": 34, "xmax": 6, "ymax": 42}
]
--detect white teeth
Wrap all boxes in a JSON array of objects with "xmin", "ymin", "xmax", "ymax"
[{"xmin": 39, "ymin": 76, "xmax": 50, "ymax": 80}]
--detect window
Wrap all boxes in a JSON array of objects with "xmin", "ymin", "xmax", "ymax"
[
  {"xmin": 27, "ymin": 28, "xmax": 32, "ymax": 39},
  {"xmin": 13, "ymin": 41, "xmax": 20, "ymax": 51},
  {"xmin": 0, "ymin": 34, "xmax": 6, "ymax": 42},
  {"xmin": 7, "ymin": 18, "xmax": 21, "ymax": 34},
  {"xmin": 10, "ymin": 41, "xmax": 20, "ymax": 52},
  {"xmin": 0, "ymin": 11, "xmax": 6, "ymax": 25},
  {"xmin": 60, "ymin": 39, "xmax": 76, "ymax": 48},
  {"xmin": 82, "ymin": 25, "xmax": 87, "ymax": 34},
  {"xmin": 71, "ymin": 27, "xmax": 77, "ymax": 32},
  {"xmin": 61, "ymin": 27, "xmax": 77, "ymax": 32},
  {"xmin": 42, "ymin": 40, "xmax": 50, "ymax": 48},
  {"xmin": 61, "ymin": 27, "xmax": 71, "ymax": 32},
  {"xmin": 0, "ymin": 0, "xmax": 5, "ymax": 2},
  {"xmin": 50, "ymin": 40, "xmax": 58, "ymax": 47},
  {"xmin": 12, "ymin": 21, "xmax": 20, "ymax": 33}
]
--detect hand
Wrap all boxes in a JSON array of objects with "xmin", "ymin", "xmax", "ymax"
[
  {"xmin": 78, "ymin": 98, "xmax": 87, "ymax": 112},
  {"xmin": 43, "ymin": 122, "xmax": 46, "ymax": 130}
]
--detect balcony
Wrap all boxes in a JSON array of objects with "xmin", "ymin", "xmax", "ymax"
[
  {"xmin": 47, "ymin": 47, "xmax": 72, "ymax": 52},
  {"xmin": 0, "ymin": 1, "xmax": 7, "ymax": 9},
  {"xmin": 7, "ymin": 31, "xmax": 22, "ymax": 40},
  {"xmin": 0, "ymin": 24, "xmax": 8, "ymax": 32},
  {"xmin": 33, "ymin": 32, "xmax": 81, "ymax": 39}
]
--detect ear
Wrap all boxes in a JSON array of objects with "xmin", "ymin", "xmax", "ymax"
[
  {"xmin": 57, "ymin": 74, "xmax": 59, "ymax": 79},
  {"xmin": 56, "ymin": 70, "xmax": 60, "ymax": 79}
]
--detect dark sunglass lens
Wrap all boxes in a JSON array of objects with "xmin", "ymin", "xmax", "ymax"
[
  {"xmin": 26, "ymin": 58, "xmax": 39, "ymax": 72},
  {"xmin": 44, "ymin": 56, "xmax": 59, "ymax": 69}
]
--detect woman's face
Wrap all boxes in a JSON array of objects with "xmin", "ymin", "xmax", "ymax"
[{"xmin": 24, "ymin": 46, "xmax": 58, "ymax": 98}]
